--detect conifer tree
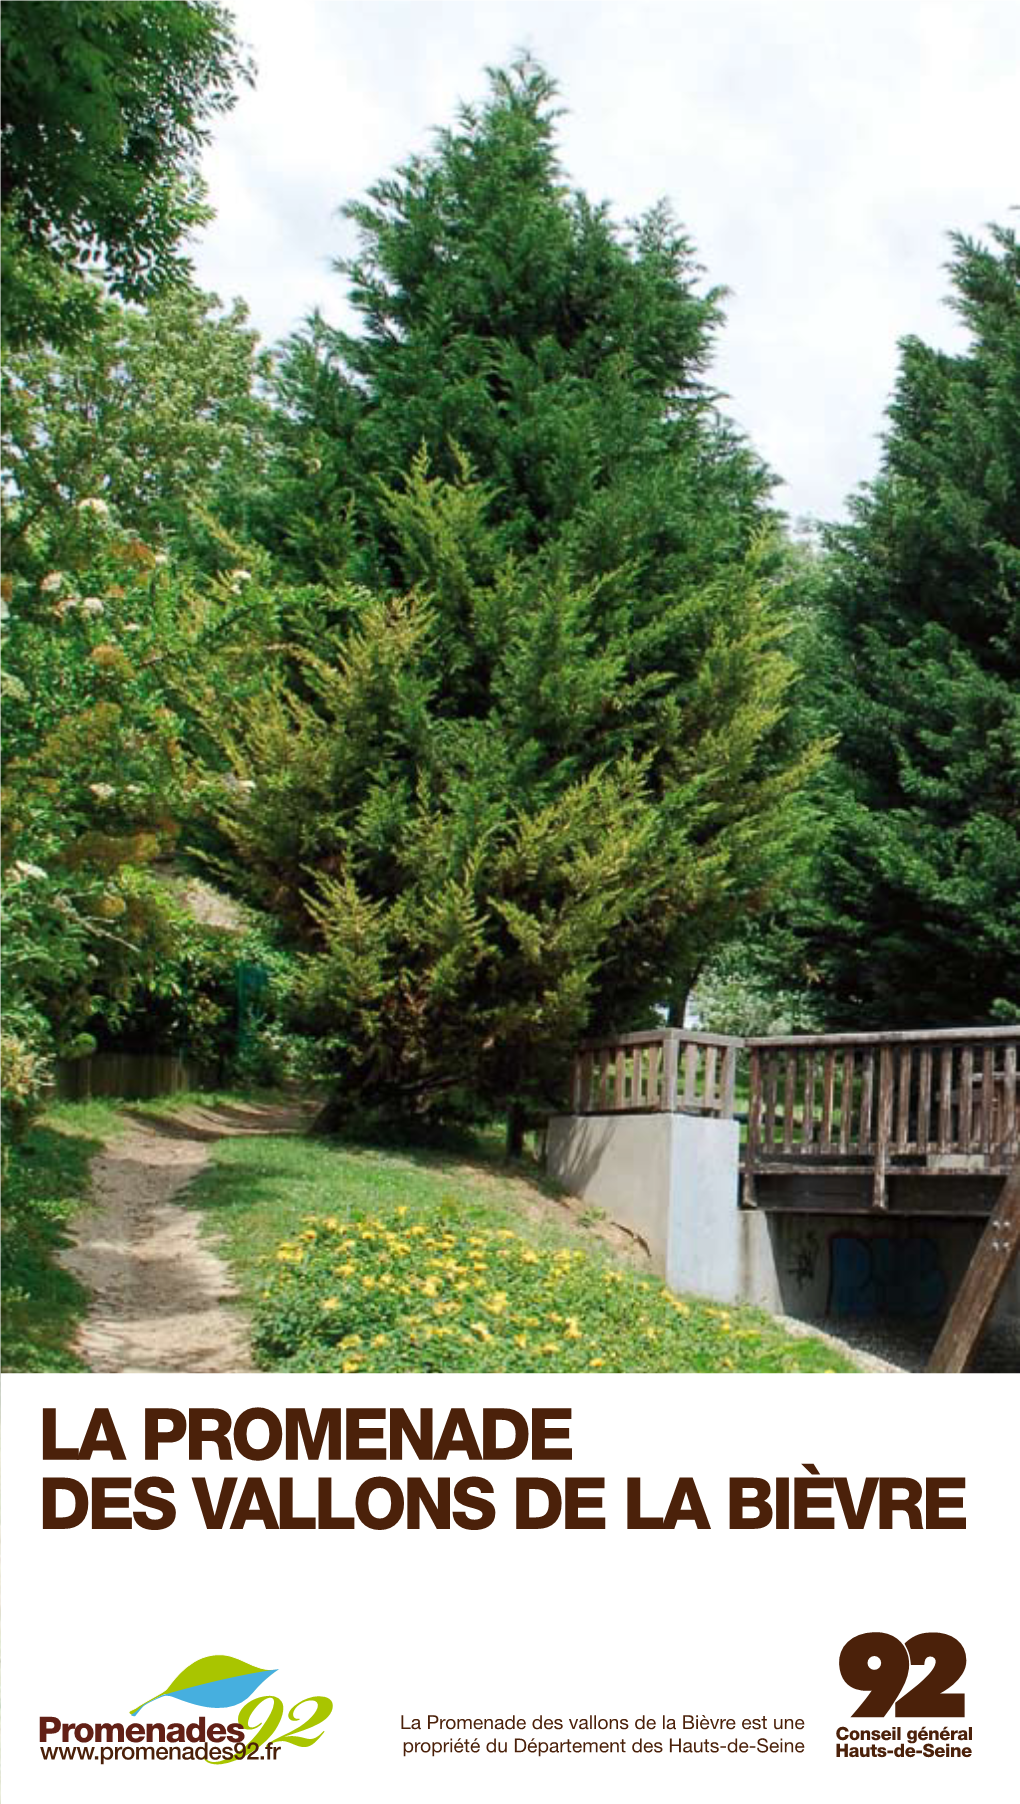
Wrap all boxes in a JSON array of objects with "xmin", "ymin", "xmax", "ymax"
[
  {"xmin": 211, "ymin": 60, "xmax": 822, "ymax": 1130},
  {"xmin": 804, "ymin": 226, "xmax": 1020, "ymax": 1025},
  {"xmin": 264, "ymin": 58, "xmax": 770, "ymax": 588}
]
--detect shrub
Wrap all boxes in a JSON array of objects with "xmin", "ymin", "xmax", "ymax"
[{"xmin": 0, "ymin": 1023, "xmax": 50, "ymax": 1144}]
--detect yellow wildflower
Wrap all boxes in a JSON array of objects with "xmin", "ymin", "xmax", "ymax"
[{"xmin": 321, "ymin": 1297, "xmax": 340, "ymax": 1312}]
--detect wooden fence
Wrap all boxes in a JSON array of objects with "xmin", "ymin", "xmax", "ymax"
[
  {"xmin": 54, "ymin": 1052, "xmax": 219, "ymax": 1102},
  {"xmin": 569, "ymin": 1029, "xmax": 742, "ymax": 1119},
  {"xmin": 743, "ymin": 1027, "xmax": 1020, "ymax": 1209}
]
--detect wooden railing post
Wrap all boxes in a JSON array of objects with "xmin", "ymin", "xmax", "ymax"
[
  {"xmin": 720, "ymin": 1044, "xmax": 737, "ymax": 1119},
  {"xmin": 744, "ymin": 1046, "xmax": 762, "ymax": 1206},
  {"xmin": 873, "ymin": 1045, "xmax": 895, "ymax": 1210},
  {"xmin": 660, "ymin": 1031, "xmax": 679, "ymax": 1113}
]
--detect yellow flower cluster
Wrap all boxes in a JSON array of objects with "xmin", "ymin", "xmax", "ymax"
[{"xmin": 255, "ymin": 1202, "xmax": 842, "ymax": 1376}]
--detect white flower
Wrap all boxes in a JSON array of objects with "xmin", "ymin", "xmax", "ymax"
[
  {"xmin": 40, "ymin": 572, "xmax": 65, "ymax": 595},
  {"xmin": 89, "ymin": 782, "xmax": 116, "ymax": 800},
  {"xmin": 153, "ymin": 552, "xmax": 170, "ymax": 568},
  {"xmin": 11, "ymin": 860, "xmax": 48, "ymax": 881},
  {"xmin": 229, "ymin": 567, "xmax": 253, "ymax": 590},
  {"xmin": 77, "ymin": 497, "xmax": 110, "ymax": 517},
  {"xmin": 80, "ymin": 596, "xmax": 105, "ymax": 616},
  {"xmin": 124, "ymin": 622, "xmax": 142, "ymax": 633}
]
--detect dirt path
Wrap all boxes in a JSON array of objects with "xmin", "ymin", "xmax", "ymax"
[{"xmin": 60, "ymin": 1100, "xmax": 307, "ymax": 1373}]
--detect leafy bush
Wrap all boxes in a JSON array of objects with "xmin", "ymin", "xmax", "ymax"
[
  {"xmin": 690, "ymin": 926, "xmax": 824, "ymax": 1038},
  {"xmin": 253, "ymin": 1204, "xmax": 852, "ymax": 1373},
  {"xmin": 0, "ymin": 1022, "xmax": 50, "ymax": 1143}
]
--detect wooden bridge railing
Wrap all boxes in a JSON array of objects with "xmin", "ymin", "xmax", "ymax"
[
  {"xmin": 743, "ymin": 1027, "xmax": 1020, "ymax": 1209},
  {"xmin": 570, "ymin": 1029, "xmax": 742, "ymax": 1119},
  {"xmin": 566, "ymin": 1024, "xmax": 1020, "ymax": 1211}
]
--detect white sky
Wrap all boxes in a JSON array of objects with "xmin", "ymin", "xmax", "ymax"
[{"xmin": 191, "ymin": 0, "xmax": 1019, "ymax": 523}]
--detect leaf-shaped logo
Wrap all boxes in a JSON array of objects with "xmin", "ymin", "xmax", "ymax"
[{"xmin": 131, "ymin": 1655, "xmax": 276, "ymax": 1716}]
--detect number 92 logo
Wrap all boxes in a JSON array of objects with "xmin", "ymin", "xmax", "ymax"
[
  {"xmin": 224, "ymin": 1695, "xmax": 333, "ymax": 1760},
  {"xmin": 839, "ymin": 1632, "xmax": 965, "ymax": 1719}
]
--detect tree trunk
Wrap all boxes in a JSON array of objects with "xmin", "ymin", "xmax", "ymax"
[{"xmin": 505, "ymin": 1101, "xmax": 526, "ymax": 1160}]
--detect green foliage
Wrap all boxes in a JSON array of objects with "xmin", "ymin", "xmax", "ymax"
[
  {"xmin": 209, "ymin": 454, "xmax": 820, "ymax": 1122},
  {"xmin": 213, "ymin": 62, "xmax": 822, "ymax": 1120},
  {"xmin": 2, "ymin": 0, "xmax": 252, "ymax": 345},
  {"xmin": 690, "ymin": 924, "xmax": 824, "ymax": 1038},
  {"xmin": 265, "ymin": 58, "xmax": 771, "ymax": 587},
  {"xmin": 0, "ymin": 1019, "xmax": 51, "ymax": 1142},
  {"xmin": 1, "ymin": 1105, "xmax": 122, "ymax": 1371},
  {"xmin": 802, "ymin": 227, "xmax": 1020, "ymax": 1025},
  {"xmin": 2, "ymin": 285, "xmax": 274, "ymax": 571},
  {"xmin": 1, "ymin": 493, "xmax": 284, "ymax": 1064}
]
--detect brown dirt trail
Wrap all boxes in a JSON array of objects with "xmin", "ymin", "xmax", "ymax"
[{"xmin": 59, "ymin": 1101, "xmax": 306, "ymax": 1373}]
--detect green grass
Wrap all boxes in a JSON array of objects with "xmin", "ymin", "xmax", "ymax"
[
  {"xmin": 1, "ymin": 1100, "xmax": 123, "ymax": 1371},
  {"xmin": 188, "ymin": 1129, "xmax": 858, "ymax": 1374}
]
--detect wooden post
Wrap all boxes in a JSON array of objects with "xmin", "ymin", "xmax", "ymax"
[
  {"xmin": 873, "ymin": 1046, "xmax": 895, "ymax": 1210},
  {"xmin": 720, "ymin": 1045, "xmax": 737, "ymax": 1120},
  {"xmin": 704, "ymin": 1045, "xmax": 718, "ymax": 1114},
  {"xmin": 660, "ymin": 1032, "xmax": 679, "ymax": 1114},
  {"xmin": 927, "ymin": 1163, "xmax": 1020, "ymax": 1373},
  {"xmin": 744, "ymin": 1047, "xmax": 762, "ymax": 1207},
  {"xmin": 647, "ymin": 1040, "xmax": 661, "ymax": 1110}
]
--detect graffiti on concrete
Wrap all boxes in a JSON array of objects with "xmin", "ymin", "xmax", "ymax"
[
  {"xmin": 787, "ymin": 1230, "xmax": 821, "ymax": 1290},
  {"xmin": 828, "ymin": 1233, "xmax": 947, "ymax": 1318}
]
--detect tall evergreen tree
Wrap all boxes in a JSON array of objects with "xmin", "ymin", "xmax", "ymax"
[
  {"xmin": 264, "ymin": 58, "xmax": 771, "ymax": 588},
  {"xmin": 210, "ymin": 62, "xmax": 823, "ymax": 1130},
  {"xmin": 805, "ymin": 225, "xmax": 1020, "ymax": 1025}
]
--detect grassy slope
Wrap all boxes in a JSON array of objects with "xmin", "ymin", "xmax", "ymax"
[
  {"xmin": 1, "ymin": 1100, "xmax": 123, "ymax": 1371},
  {"xmin": 188, "ymin": 1128, "xmax": 858, "ymax": 1374}
]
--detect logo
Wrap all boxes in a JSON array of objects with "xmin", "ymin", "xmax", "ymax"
[
  {"xmin": 39, "ymin": 1652, "xmax": 334, "ymax": 1764},
  {"xmin": 131, "ymin": 1654, "xmax": 277, "ymax": 1716}
]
